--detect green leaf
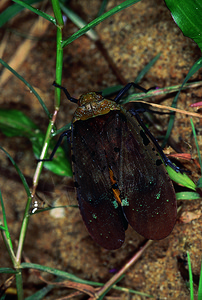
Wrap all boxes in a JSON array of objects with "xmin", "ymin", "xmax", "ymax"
[
  {"xmin": 0, "ymin": 109, "xmax": 38, "ymax": 137},
  {"xmin": 0, "ymin": 109, "xmax": 72, "ymax": 177},
  {"xmin": 176, "ymin": 191, "xmax": 200, "ymax": 200},
  {"xmin": 33, "ymin": 135, "xmax": 72, "ymax": 177},
  {"xmin": 165, "ymin": 0, "xmax": 202, "ymax": 51},
  {"xmin": 166, "ymin": 165, "xmax": 196, "ymax": 191}
]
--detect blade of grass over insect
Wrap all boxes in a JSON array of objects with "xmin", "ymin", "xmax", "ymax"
[
  {"xmin": 166, "ymin": 165, "xmax": 196, "ymax": 191},
  {"xmin": 12, "ymin": 0, "xmax": 56, "ymax": 25},
  {"xmin": 0, "ymin": 0, "xmax": 43, "ymax": 27},
  {"xmin": 0, "ymin": 59, "xmax": 51, "ymax": 119},
  {"xmin": 60, "ymin": 3, "xmax": 98, "ymax": 41},
  {"xmin": 51, "ymin": 122, "xmax": 71, "ymax": 137},
  {"xmin": 162, "ymin": 57, "xmax": 202, "ymax": 148},
  {"xmin": 198, "ymin": 260, "xmax": 202, "ymax": 300},
  {"xmin": 109, "ymin": 54, "xmax": 161, "ymax": 99},
  {"xmin": 187, "ymin": 252, "xmax": 194, "ymax": 300},
  {"xmin": 123, "ymin": 81, "xmax": 202, "ymax": 103},
  {"xmin": 101, "ymin": 85, "xmax": 124, "ymax": 97},
  {"xmin": 62, "ymin": 0, "xmax": 141, "ymax": 47},
  {"xmin": 134, "ymin": 53, "xmax": 161, "ymax": 84}
]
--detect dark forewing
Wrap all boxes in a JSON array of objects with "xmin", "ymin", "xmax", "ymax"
[
  {"xmin": 118, "ymin": 108, "xmax": 177, "ymax": 239},
  {"xmin": 72, "ymin": 113, "xmax": 126, "ymax": 250}
]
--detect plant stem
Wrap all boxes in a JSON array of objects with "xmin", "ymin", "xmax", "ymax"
[
  {"xmin": 95, "ymin": 240, "xmax": 153, "ymax": 298},
  {"xmin": 16, "ymin": 270, "xmax": 24, "ymax": 300},
  {"xmin": 32, "ymin": 0, "xmax": 64, "ymax": 193}
]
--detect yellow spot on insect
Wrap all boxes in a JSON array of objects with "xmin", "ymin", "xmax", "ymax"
[{"xmin": 109, "ymin": 168, "xmax": 122, "ymax": 205}]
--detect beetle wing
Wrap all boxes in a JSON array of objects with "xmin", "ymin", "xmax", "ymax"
[
  {"xmin": 97, "ymin": 109, "xmax": 177, "ymax": 240},
  {"xmin": 118, "ymin": 109, "xmax": 177, "ymax": 239},
  {"xmin": 72, "ymin": 114, "xmax": 126, "ymax": 250}
]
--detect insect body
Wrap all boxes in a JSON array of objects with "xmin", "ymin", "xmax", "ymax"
[{"xmin": 44, "ymin": 82, "xmax": 177, "ymax": 250}]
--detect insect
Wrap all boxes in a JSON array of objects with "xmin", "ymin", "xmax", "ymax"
[{"xmin": 41, "ymin": 82, "xmax": 180, "ymax": 250}]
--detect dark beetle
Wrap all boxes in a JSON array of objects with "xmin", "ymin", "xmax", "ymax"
[{"xmin": 42, "ymin": 82, "xmax": 179, "ymax": 250}]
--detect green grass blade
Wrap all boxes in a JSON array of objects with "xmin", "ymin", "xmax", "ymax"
[
  {"xmin": 97, "ymin": 275, "xmax": 125, "ymax": 300},
  {"xmin": 97, "ymin": 0, "xmax": 109, "ymax": 17},
  {"xmin": 21, "ymin": 262, "xmax": 152, "ymax": 297},
  {"xmin": 0, "ymin": 59, "xmax": 51, "ymax": 119},
  {"xmin": 25, "ymin": 284, "xmax": 54, "ymax": 300},
  {"xmin": 122, "ymin": 81, "xmax": 202, "ymax": 103},
  {"xmin": 162, "ymin": 57, "xmax": 202, "ymax": 148},
  {"xmin": 187, "ymin": 252, "xmax": 194, "ymax": 300},
  {"xmin": 0, "ymin": 146, "xmax": 31, "ymax": 197},
  {"xmin": 198, "ymin": 259, "xmax": 202, "ymax": 300},
  {"xmin": 0, "ymin": 268, "xmax": 18, "ymax": 274},
  {"xmin": 0, "ymin": 190, "xmax": 14, "ymax": 251},
  {"xmin": 135, "ymin": 53, "xmax": 161, "ymax": 84},
  {"xmin": 190, "ymin": 118, "xmax": 202, "ymax": 184},
  {"xmin": 0, "ymin": 0, "xmax": 43, "ymax": 27},
  {"xmin": 62, "ymin": 0, "xmax": 141, "ymax": 47},
  {"xmin": 51, "ymin": 122, "xmax": 71, "ymax": 137},
  {"xmin": 60, "ymin": 3, "xmax": 98, "ymax": 41},
  {"xmin": 12, "ymin": 0, "xmax": 56, "ymax": 24}
]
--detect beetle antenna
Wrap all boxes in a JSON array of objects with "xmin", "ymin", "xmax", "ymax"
[{"xmin": 53, "ymin": 81, "xmax": 78, "ymax": 104}]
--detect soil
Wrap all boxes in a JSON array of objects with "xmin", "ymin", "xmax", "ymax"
[{"xmin": 0, "ymin": 0, "xmax": 202, "ymax": 299}]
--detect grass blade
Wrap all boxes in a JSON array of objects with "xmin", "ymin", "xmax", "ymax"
[
  {"xmin": 12, "ymin": 0, "xmax": 56, "ymax": 24},
  {"xmin": 62, "ymin": 0, "xmax": 141, "ymax": 47}
]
